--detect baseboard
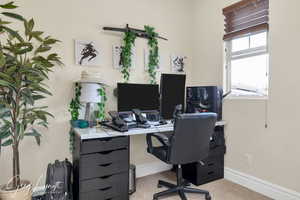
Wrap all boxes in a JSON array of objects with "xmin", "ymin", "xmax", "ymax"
[
  {"xmin": 135, "ymin": 162, "xmax": 172, "ymax": 178},
  {"xmin": 224, "ymin": 167, "xmax": 300, "ymax": 200}
]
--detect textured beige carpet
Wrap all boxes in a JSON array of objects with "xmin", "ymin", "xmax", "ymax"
[{"xmin": 131, "ymin": 171, "xmax": 271, "ymax": 200}]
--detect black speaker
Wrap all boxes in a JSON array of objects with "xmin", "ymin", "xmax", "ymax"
[{"xmin": 186, "ymin": 86, "xmax": 223, "ymax": 120}]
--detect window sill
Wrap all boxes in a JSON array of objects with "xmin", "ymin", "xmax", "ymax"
[{"xmin": 225, "ymin": 94, "xmax": 268, "ymax": 100}]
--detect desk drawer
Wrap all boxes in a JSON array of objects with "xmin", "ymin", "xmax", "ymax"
[
  {"xmin": 80, "ymin": 172, "xmax": 127, "ymax": 193},
  {"xmin": 81, "ymin": 137, "xmax": 129, "ymax": 154},
  {"xmin": 182, "ymin": 155, "xmax": 224, "ymax": 186},
  {"xmin": 80, "ymin": 148, "xmax": 128, "ymax": 167},
  {"xmin": 79, "ymin": 185, "xmax": 127, "ymax": 200},
  {"xmin": 80, "ymin": 160, "xmax": 128, "ymax": 180}
]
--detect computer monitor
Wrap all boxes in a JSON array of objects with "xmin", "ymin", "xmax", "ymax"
[
  {"xmin": 117, "ymin": 83, "xmax": 159, "ymax": 112},
  {"xmin": 160, "ymin": 74, "xmax": 186, "ymax": 119}
]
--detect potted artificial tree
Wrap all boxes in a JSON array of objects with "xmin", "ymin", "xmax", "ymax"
[{"xmin": 0, "ymin": 2, "xmax": 62, "ymax": 200}]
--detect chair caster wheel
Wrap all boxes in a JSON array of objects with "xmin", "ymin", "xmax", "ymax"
[
  {"xmin": 153, "ymin": 197, "xmax": 158, "ymax": 200},
  {"xmin": 184, "ymin": 182, "xmax": 191, "ymax": 187},
  {"xmin": 157, "ymin": 183, "xmax": 162, "ymax": 188},
  {"xmin": 205, "ymin": 194, "xmax": 211, "ymax": 200}
]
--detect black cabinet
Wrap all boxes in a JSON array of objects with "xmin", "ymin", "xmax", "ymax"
[
  {"xmin": 182, "ymin": 126, "xmax": 226, "ymax": 186},
  {"xmin": 73, "ymin": 135, "xmax": 130, "ymax": 200}
]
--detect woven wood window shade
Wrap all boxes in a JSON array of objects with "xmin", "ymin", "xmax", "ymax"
[{"xmin": 223, "ymin": 0, "xmax": 269, "ymax": 40}]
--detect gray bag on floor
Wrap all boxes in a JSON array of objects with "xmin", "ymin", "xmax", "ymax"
[{"xmin": 45, "ymin": 159, "xmax": 72, "ymax": 200}]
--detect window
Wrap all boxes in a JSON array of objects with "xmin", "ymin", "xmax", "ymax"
[
  {"xmin": 225, "ymin": 31, "xmax": 269, "ymax": 96},
  {"xmin": 223, "ymin": 0, "xmax": 269, "ymax": 97}
]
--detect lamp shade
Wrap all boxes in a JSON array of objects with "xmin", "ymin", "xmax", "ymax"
[
  {"xmin": 79, "ymin": 83, "xmax": 102, "ymax": 103},
  {"xmin": 78, "ymin": 70, "xmax": 108, "ymax": 86}
]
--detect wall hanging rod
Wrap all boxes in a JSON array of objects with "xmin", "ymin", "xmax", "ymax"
[{"xmin": 103, "ymin": 24, "xmax": 168, "ymax": 41}]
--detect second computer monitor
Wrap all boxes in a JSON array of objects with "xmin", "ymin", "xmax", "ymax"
[
  {"xmin": 117, "ymin": 83, "xmax": 159, "ymax": 112},
  {"xmin": 160, "ymin": 74, "xmax": 186, "ymax": 119}
]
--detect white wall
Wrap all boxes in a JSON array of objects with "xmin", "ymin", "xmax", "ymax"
[
  {"xmin": 192, "ymin": 0, "xmax": 300, "ymax": 193},
  {"xmin": 0, "ymin": 0, "xmax": 194, "ymax": 185}
]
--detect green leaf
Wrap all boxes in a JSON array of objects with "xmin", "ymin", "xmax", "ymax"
[
  {"xmin": 29, "ymin": 31, "xmax": 43, "ymax": 41},
  {"xmin": 0, "ymin": 51, "xmax": 6, "ymax": 67},
  {"xmin": 5, "ymin": 65, "xmax": 17, "ymax": 75},
  {"xmin": 35, "ymin": 135, "xmax": 41, "ymax": 145},
  {"xmin": 24, "ymin": 19, "xmax": 34, "ymax": 36},
  {"xmin": 1, "ymin": 138, "xmax": 13, "ymax": 146},
  {"xmin": 37, "ymin": 121, "xmax": 48, "ymax": 128},
  {"xmin": 0, "ymin": 111, "xmax": 10, "ymax": 118},
  {"xmin": 2, "ymin": 12, "xmax": 24, "ymax": 21},
  {"xmin": 0, "ymin": 124, "xmax": 10, "ymax": 133},
  {"xmin": 16, "ymin": 122, "xmax": 24, "ymax": 136},
  {"xmin": 0, "ymin": 2, "xmax": 18, "ymax": 9},
  {"xmin": 24, "ymin": 130, "xmax": 41, "ymax": 137},
  {"xmin": 0, "ymin": 20, "xmax": 10, "ymax": 25},
  {"xmin": 43, "ymin": 38, "xmax": 60, "ymax": 45},
  {"xmin": 32, "ymin": 85, "xmax": 52, "ymax": 96},
  {"xmin": 25, "ymin": 129, "xmax": 41, "ymax": 145},
  {"xmin": 35, "ymin": 45, "xmax": 51, "ymax": 54},
  {"xmin": 0, "ymin": 79, "xmax": 13, "ymax": 88},
  {"xmin": 0, "ymin": 131, "xmax": 11, "ymax": 140},
  {"xmin": 1, "ymin": 26, "xmax": 24, "ymax": 42},
  {"xmin": 14, "ymin": 42, "xmax": 33, "ymax": 55},
  {"xmin": 0, "ymin": 72, "xmax": 13, "ymax": 81},
  {"xmin": 28, "ymin": 18, "xmax": 34, "ymax": 31},
  {"xmin": 23, "ymin": 94, "xmax": 34, "ymax": 106},
  {"xmin": 32, "ymin": 95, "xmax": 46, "ymax": 101}
]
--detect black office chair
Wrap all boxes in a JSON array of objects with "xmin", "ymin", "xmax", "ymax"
[{"xmin": 146, "ymin": 113, "xmax": 217, "ymax": 200}]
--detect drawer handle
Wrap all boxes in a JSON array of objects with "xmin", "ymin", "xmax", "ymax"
[
  {"xmin": 100, "ymin": 163, "xmax": 112, "ymax": 167},
  {"xmin": 208, "ymin": 163, "xmax": 214, "ymax": 166},
  {"xmin": 100, "ymin": 175, "xmax": 113, "ymax": 179},
  {"xmin": 99, "ymin": 186, "xmax": 112, "ymax": 191},
  {"xmin": 101, "ymin": 138, "xmax": 113, "ymax": 142},
  {"xmin": 98, "ymin": 150, "xmax": 114, "ymax": 155},
  {"xmin": 208, "ymin": 171, "xmax": 214, "ymax": 175}
]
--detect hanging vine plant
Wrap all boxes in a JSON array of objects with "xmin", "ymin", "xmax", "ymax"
[
  {"xmin": 121, "ymin": 30, "xmax": 137, "ymax": 82},
  {"xmin": 68, "ymin": 82, "xmax": 82, "ymax": 153},
  {"xmin": 97, "ymin": 87, "xmax": 107, "ymax": 121},
  {"xmin": 145, "ymin": 25, "xmax": 159, "ymax": 84},
  {"xmin": 69, "ymin": 82, "xmax": 82, "ymax": 121}
]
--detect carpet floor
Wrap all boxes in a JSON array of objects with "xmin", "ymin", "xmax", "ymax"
[{"xmin": 130, "ymin": 171, "xmax": 271, "ymax": 200}]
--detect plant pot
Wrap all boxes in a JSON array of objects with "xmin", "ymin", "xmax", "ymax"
[
  {"xmin": 0, "ymin": 180, "xmax": 32, "ymax": 200},
  {"xmin": 70, "ymin": 120, "xmax": 89, "ymax": 129}
]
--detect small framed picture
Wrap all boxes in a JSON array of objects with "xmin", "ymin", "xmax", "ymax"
[
  {"xmin": 75, "ymin": 40, "xmax": 101, "ymax": 66},
  {"xmin": 144, "ymin": 49, "xmax": 161, "ymax": 71},
  {"xmin": 112, "ymin": 45, "xmax": 136, "ymax": 69},
  {"xmin": 171, "ymin": 55, "xmax": 186, "ymax": 72}
]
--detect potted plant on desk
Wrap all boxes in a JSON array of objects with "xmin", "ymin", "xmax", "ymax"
[{"xmin": 0, "ymin": 2, "xmax": 62, "ymax": 200}]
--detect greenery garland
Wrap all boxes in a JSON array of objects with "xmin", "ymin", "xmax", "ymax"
[
  {"xmin": 145, "ymin": 25, "xmax": 159, "ymax": 84},
  {"xmin": 69, "ymin": 129, "xmax": 75, "ymax": 153},
  {"xmin": 121, "ymin": 31, "xmax": 136, "ymax": 82},
  {"xmin": 69, "ymin": 82, "xmax": 82, "ymax": 121},
  {"xmin": 97, "ymin": 87, "xmax": 107, "ymax": 121},
  {"xmin": 68, "ymin": 83, "xmax": 81, "ymax": 153}
]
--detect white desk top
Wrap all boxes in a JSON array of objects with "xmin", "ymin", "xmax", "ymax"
[{"xmin": 75, "ymin": 120, "xmax": 226, "ymax": 140}]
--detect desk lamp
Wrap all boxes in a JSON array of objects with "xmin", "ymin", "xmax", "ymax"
[
  {"xmin": 80, "ymin": 83, "xmax": 102, "ymax": 121},
  {"xmin": 78, "ymin": 71, "xmax": 107, "ymax": 125}
]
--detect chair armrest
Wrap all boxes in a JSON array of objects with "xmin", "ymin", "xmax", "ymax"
[{"xmin": 146, "ymin": 133, "xmax": 172, "ymax": 153}]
